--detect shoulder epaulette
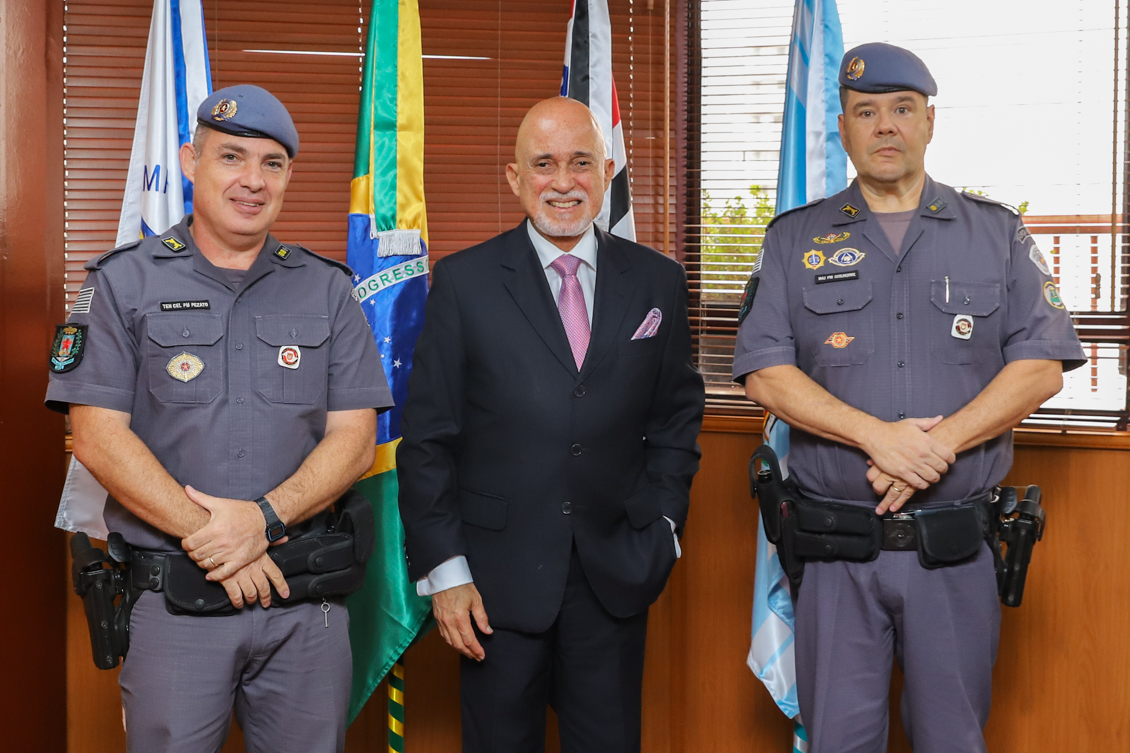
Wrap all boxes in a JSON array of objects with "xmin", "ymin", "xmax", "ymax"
[
  {"xmin": 960, "ymin": 191, "xmax": 1020, "ymax": 216},
  {"xmin": 291, "ymin": 243, "xmax": 354, "ymax": 277},
  {"xmin": 766, "ymin": 197, "xmax": 825, "ymax": 230},
  {"xmin": 83, "ymin": 239, "xmax": 143, "ymax": 271}
]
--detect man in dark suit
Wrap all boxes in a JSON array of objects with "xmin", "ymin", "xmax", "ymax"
[{"xmin": 397, "ymin": 97, "xmax": 704, "ymax": 753}]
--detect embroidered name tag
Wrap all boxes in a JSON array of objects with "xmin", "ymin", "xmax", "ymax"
[
  {"xmin": 160, "ymin": 300, "xmax": 211, "ymax": 311},
  {"xmin": 815, "ymin": 271, "xmax": 859, "ymax": 284}
]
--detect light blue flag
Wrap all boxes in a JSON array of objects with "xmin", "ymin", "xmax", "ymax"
[{"xmin": 748, "ymin": 1, "xmax": 846, "ymax": 749}]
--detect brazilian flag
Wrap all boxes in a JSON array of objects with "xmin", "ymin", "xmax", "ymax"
[{"xmin": 345, "ymin": 0, "xmax": 434, "ymax": 732}]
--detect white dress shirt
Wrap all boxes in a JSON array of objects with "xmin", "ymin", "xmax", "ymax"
[{"xmin": 415, "ymin": 220, "xmax": 680, "ymax": 597}]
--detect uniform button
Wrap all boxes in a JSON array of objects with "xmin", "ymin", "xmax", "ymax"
[
  {"xmin": 235, "ymin": 342, "xmax": 244, "ymax": 350},
  {"xmin": 574, "ymin": 384, "xmax": 586, "ymax": 397},
  {"xmin": 561, "ymin": 501, "xmax": 572, "ymax": 514},
  {"xmin": 898, "ymin": 412, "xmax": 906, "ymax": 419},
  {"xmin": 237, "ymin": 449, "xmax": 246, "ymax": 458},
  {"xmin": 290, "ymin": 328, "xmax": 298, "ymax": 338},
  {"xmin": 896, "ymin": 312, "xmax": 904, "ymax": 320},
  {"xmin": 570, "ymin": 443, "xmax": 583, "ymax": 456},
  {"xmin": 236, "ymin": 396, "xmax": 245, "ymax": 404},
  {"xmin": 182, "ymin": 329, "xmax": 190, "ymax": 338},
  {"xmin": 897, "ymin": 361, "xmax": 905, "ymax": 368},
  {"xmin": 836, "ymin": 299, "xmax": 844, "ymax": 306},
  {"xmin": 896, "ymin": 266, "xmax": 902, "ymax": 273}
]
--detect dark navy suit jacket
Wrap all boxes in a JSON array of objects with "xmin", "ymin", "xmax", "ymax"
[{"xmin": 397, "ymin": 222, "xmax": 704, "ymax": 632}]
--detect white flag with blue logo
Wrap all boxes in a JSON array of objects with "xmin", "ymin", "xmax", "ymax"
[
  {"xmin": 747, "ymin": 1, "xmax": 846, "ymax": 750},
  {"xmin": 56, "ymin": 0, "xmax": 211, "ymax": 538}
]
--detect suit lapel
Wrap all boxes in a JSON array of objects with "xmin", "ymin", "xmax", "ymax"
[
  {"xmin": 500, "ymin": 226, "xmax": 578, "ymax": 376},
  {"xmin": 579, "ymin": 230, "xmax": 635, "ymax": 380}
]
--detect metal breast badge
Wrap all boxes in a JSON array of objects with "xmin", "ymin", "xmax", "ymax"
[
  {"xmin": 167, "ymin": 352, "xmax": 205, "ymax": 382},
  {"xmin": 951, "ymin": 315, "xmax": 974, "ymax": 340},
  {"xmin": 278, "ymin": 345, "xmax": 301, "ymax": 370}
]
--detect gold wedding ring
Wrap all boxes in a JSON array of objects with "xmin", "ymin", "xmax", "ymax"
[{"xmin": 209, "ymin": 556, "xmax": 217, "ymax": 568}]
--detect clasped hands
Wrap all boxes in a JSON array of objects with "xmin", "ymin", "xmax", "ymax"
[
  {"xmin": 180, "ymin": 486, "xmax": 291, "ymax": 609},
  {"xmin": 861, "ymin": 416, "xmax": 956, "ymax": 514}
]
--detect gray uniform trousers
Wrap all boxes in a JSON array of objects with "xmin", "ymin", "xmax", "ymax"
[
  {"xmin": 120, "ymin": 591, "xmax": 352, "ymax": 753},
  {"xmin": 795, "ymin": 542, "xmax": 1000, "ymax": 753}
]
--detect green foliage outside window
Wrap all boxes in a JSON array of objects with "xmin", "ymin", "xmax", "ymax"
[{"xmin": 700, "ymin": 184, "xmax": 776, "ymax": 302}]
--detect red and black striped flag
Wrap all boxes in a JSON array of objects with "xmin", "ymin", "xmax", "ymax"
[{"xmin": 561, "ymin": 0, "xmax": 636, "ymax": 241}]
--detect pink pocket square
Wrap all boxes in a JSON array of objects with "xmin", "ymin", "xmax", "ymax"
[{"xmin": 631, "ymin": 308, "xmax": 663, "ymax": 340}]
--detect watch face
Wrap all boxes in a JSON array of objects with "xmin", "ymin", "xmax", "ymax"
[{"xmin": 266, "ymin": 521, "xmax": 287, "ymax": 542}]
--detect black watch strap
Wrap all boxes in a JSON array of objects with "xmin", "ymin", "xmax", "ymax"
[{"xmin": 255, "ymin": 496, "xmax": 287, "ymax": 542}]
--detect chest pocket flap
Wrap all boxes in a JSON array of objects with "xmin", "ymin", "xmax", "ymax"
[
  {"xmin": 803, "ymin": 280, "xmax": 873, "ymax": 314},
  {"xmin": 930, "ymin": 281, "xmax": 1000, "ymax": 316},
  {"xmin": 147, "ymin": 313, "xmax": 224, "ymax": 346},
  {"xmin": 254, "ymin": 315, "xmax": 330, "ymax": 347}
]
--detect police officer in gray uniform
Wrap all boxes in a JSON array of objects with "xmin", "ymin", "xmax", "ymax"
[
  {"xmin": 733, "ymin": 44, "xmax": 1085, "ymax": 752},
  {"xmin": 46, "ymin": 85, "xmax": 391, "ymax": 752}
]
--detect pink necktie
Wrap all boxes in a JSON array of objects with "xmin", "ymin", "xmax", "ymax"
[{"xmin": 550, "ymin": 254, "xmax": 590, "ymax": 370}]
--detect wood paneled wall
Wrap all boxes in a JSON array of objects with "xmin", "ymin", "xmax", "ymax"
[
  {"xmin": 2, "ymin": 0, "xmax": 68, "ymax": 747},
  {"xmin": 66, "ymin": 427, "xmax": 1130, "ymax": 751}
]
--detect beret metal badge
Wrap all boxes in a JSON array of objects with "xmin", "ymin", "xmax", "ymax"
[
  {"xmin": 211, "ymin": 99, "xmax": 238, "ymax": 122},
  {"xmin": 167, "ymin": 352, "xmax": 205, "ymax": 382},
  {"xmin": 846, "ymin": 56, "xmax": 865, "ymax": 81}
]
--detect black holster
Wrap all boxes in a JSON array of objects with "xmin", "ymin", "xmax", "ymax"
[
  {"xmin": 993, "ymin": 485, "xmax": 1046, "ymax": 607},
  {"xmin": 749, "ymin": 445, "xmax": 806, "ymax": 591},
  {"xmin": 71, "ymin": 532, "xmax": 138, "ymax": 670}
]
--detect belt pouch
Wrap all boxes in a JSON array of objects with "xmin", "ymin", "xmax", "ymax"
[
  {"xmin": 793, "ymin": 498, "xmax": 881, "ymax": 562},
  {"xmin": 162, "ymin": 554, "xmax": 235, "ymax": 615},
  {"xmin": 915, "ymin": 504, "xmax": 984, "ymax": 569}
]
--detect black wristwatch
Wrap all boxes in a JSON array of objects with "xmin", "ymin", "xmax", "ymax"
[{"xmin": 255, "ymin": 496, "xmax": 287, "ymax": 542}]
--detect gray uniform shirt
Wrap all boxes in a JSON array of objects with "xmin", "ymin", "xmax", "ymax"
[
  {"xmin": 733, "ymin": 176, "xmax": 1086, "ymax": 504},
  {"xmin": 46, "ymin": 216, "xmax": 393, "ymax": 550}
]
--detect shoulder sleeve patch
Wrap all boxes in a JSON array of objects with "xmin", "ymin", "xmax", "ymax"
[
  {"xmin": 961, "ymin": 191, "xmax": 1020, "ymax": 216},
  {"xmin": 294, "ymin": 243, "xmax": 354, "ymax": 277},
  {"xmin": 50, "ymin": 324, "xmax": 88, "ymax": 373},
  {"xmin": 84, "ymin": 239, "xmax": 142, "ymax": 271},
  {"xmin": 765, "ymin": 197, "xmax": 825, "ymax": 230}
]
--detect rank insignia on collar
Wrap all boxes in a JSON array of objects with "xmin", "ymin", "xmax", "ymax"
[
  {"xmin": 814, "ymin": 232, "xmax": 850, "ymax": 244},
  {"xmin": 50, "ymin": 324, "xmax": 88, "ymax": 373},
  {"xmin": 803, "ymin": 249, "xmax": 826, "ymax": 270},
  {"xmin": 166, "ymin": 352, "xmax": 205, "ymax": 382},
  {"xmin": 927, "ymin": 198, "xmax": 947, "ymax": 214},
  {"xmin": 839, "ymin": 203, "xmax": 860, "ymax": 218},
  {"xmin": 829, "ymin": 248, "xmax": 865, "ymax": 267},
  {"xmin": 274, "ymin": 245, "xmax": 292, "ymax": 260},
  {"xmin": 162, "ymin": 236, "xmax": 187, "ymax": 252},
  {"xmin": 1043, "ymin": 281, "xmax": 1065, "ymax": 309},
  {"xmin": 825, "ymin": 332, "xmax": 855, "ymax": 349},
  {"xmin": 951, "ymin": 315, "xmax": 974, "ymax": 340},
  {"xmin": 278, "ymin": 345, "xmax": 301, "ymax": 370}
]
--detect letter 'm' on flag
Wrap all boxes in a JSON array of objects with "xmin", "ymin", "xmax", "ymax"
[
  {"xmin": 55, "ymin": 0, "xmax": 211, "ymax": 539},
  {"xmin": 345, "ymin": 0, "xmax": 434, "ymax": 728},
  {"xmin": 749, "ymin": 2, "xmax": 846, "ymax": 749},
  {"xmin": 561, "ymin": 0, "xmax": 636, "ymax": 241}
]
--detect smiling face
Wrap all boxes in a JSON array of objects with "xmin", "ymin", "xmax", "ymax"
[
  {"xmin": 179, "ymin": 126, "xmax": 293, "ymax": 251},
  {"xmin": 506, "ymin": 98, "xmax": 615, "ymax": 251},
  {"xmin": 839, "ymin": 89, "xmax": 934, "ymax": 190}
]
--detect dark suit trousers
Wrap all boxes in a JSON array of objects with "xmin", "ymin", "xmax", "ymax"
[{"xmin": 460, "ymin": 545, "xmax": 649, "ymax": 753}]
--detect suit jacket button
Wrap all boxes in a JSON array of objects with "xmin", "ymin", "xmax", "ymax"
[
  {"xmin": 574, "ymin": 384, "xmax": 586, "ymax": 397},
  {"xmin": 561, "ymin": 501, "xmax": 572, "ymax": 514},
  {"xmin": 570, "ymin": 443, "xmax": 583, "ymax": 456}
]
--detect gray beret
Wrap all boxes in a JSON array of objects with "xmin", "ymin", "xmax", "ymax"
[
  {"xmin": 196, "ymin": 84, "xmax": 300, "ymax": 157},
  {"xmin": 839, "ymin": 43, "xmax": 937, "ymax": 98}
]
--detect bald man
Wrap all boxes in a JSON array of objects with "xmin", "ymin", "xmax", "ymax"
[{"xmin": 397, "ymin": 98, "xmax": 704, "ymax": 752}]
